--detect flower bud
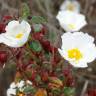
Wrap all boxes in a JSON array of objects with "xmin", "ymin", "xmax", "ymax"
[
  {"xmin": 35, "ymin": 89, "xmax": 47, "ymax": 96},
  {"xmin": 49, "ymin": 77, "xmax": 63, "ymax": 87},
  {"xmin": 0, "ymin": 51, "xmax": 7, "ymax": 63}
]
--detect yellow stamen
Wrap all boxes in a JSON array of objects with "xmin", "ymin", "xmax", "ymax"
[
  {"xmin": 35, "ymin": 89, "xmax": 47, "ymax": 96},
  {"xmin": 16, "ymin": 33, "xmax": 23, "ymax": 39},
  {"xmin": 67, "ymin": 4, "xmax": 74, "ymax": 11},
  {"xmin": 68, "ymin": 24, "xmax": 75, "ymax": 29},
  {"xmin": 19, "ymin": 93, "xmax": 24, "ymax": 96},
  {"xmin": 17, "ymin": 92, "xmax": 25, "ymax": 96},
  {"xmin": 68, "ymin": 48, "xmax": 83, "ymax": 61}
]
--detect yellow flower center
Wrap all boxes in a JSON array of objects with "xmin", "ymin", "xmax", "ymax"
[
  {"xmin": 68, "ymin": 24, "xmax": 75, "ymax": 29},
  {"xmin": 68, "ymin": 48, "xmax": 83, "ymax": 61},
  {"xmin": 17, "ymin": 92, "xmax": 25, "ymax": 96},
  {"xmin": 67, "ymin": 4, "xmax": 74, "ymax": 11},
  {"xmin": 16, "ymin": 33, "xmax": 23, "ymax": 39},
  {"xmin": 35, "ymin": 89, "xmax": 47, "ymax": 96},
  {"xmin": 19, "ymin": 94, "xmax": 24, "ymax": 96}
]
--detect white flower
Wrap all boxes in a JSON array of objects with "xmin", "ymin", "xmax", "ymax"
[
  {"xmin": 17, "ymin": 80, "xmax": 25, "ymax": 88},
  {"xmin": 60, "ymin": 0, "xmax": 80, "ymax": 13},
  {"xmin": 7, "ymin": 80, "xmax": 33, "ymax": 96},
  {"xmin": 58, "ymin": 32, "xmax": 96, "ymax": 68},
  {"xmin": 56, "ymin": 10, "xmax": 87, "ymax": 32},
  {"xmin": 26, "ymin": 80, "xmax": 32, "ymax": 85},
  {"xmin": 0, "ymin": 20, "xmax": 31, "ymax": 47},
  {"xmin": 7, "ymin": 88, "xmax": 16, "ymax": 96},
  {"xmin": 10, "ymin": 82, "xmax": 17, "ymax": 88},
  {"xmin": 7, "ymin": 82, "xmax": 17, "ymax": 96}
]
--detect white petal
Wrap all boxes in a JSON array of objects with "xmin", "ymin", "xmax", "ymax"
[
  {"xmin": 0, "ymin": 34, "xmax": 19, "ymax": 47},
  {"xmin": 20, "ymin": 20, "xmax": 31, "ymax": 34},
  {"xmin": 7, "ymin": 88, "xmax": 16, "ymax": 96},
  {"xmin": 0, "ymin": 34, "xmax": 4, "ymax": 43},
  {"xmin": 58, "ymin": 49, "xmax": 65, "ymax": 57},
  {"xmin": 5, "ymin": 20, "xmax": 19, "ymax": 32},
  {"xmin": 26, "ymin": 80, "xmax": 32, "ymax": 85},
  {"xmin": 82, "ymin": 44, "xmax": 96, "ymax": 63},
  {"xmin": 58, "ymin": 49, "xmax": 88, "ymax": 68},
  {"xmin": 56, "ymin": 10, "xmax": 87, "ymax": 32},
  {"xmin": 58, "ymin": 48, "xmax": 71, "ymax": 61},
  {"xmin": 10, "ymin": 82, "xmax": 17, "ymax": 88},
  {"xmin": 70, "ymin": 61, "xmax": 88, "ymax": 68},
  {"xmin": 61, "ymin": 32, "xmax": 94, "ymax": 50},
  {"xmin": 60, "ymin": 0, "xmax": 80, "ymax": 13},
  {"xmin": 17, "ymin": 80, "xmax": 25, "ymax": 88}
]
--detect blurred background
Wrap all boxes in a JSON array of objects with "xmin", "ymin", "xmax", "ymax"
[{"xmin": 0, "ymin": 0, "xmax": 96, "ymax": 96}]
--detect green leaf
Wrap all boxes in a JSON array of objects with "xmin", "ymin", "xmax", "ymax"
[
  {"xmin": 59, "ymin": 75, "xmax": 65, "ymax": 81},
  {"xmin": 23, "ymin": 86, "xmax": 36, "ymax": 94},
  {"xmin": 56, "ymin": 68, "xmax": 61, "ymax": 73},
  {"xmin": 45, "ymin": 52, "xmax": 51, "ymax": 60},
  {"xmin": 20, "ymin": 3, "xmax": 30, "ymax": 19},
  {"xmin": 31, "ymin": 16, "xmax": 47, "ymax": 24},
  {"xmin": 25, "ymin": 71, "xmax": 32, "ymax": 78},
  {"xmin": 31, "ymin": 64, "xmax": 37, "ymax": 69},
  {"xmin": 33, "ymin": 24, "xmax": 42, "ymax": 32},
  {"xmin": 62, "ymin": 87, "xmax": 75, "ymax": 96},
  {"xmin": 52, "ymin": 88, "xmax": 61, "ymax": 96},
  {"xmin": 35, "ymin": 74, "xmax": 41, "ymax": 82},
  {"xmin": 29, "ymin": 40, "xmax": 42, "ymax": 52},
  {"xmin": 48, "ymin": 32, "xmax": 57, "ymax": 43}
]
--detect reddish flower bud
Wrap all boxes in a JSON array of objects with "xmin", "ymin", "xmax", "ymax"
[
  {"xmin": 40, "ymin": 25, "xmax": 46, "ymax": 35},
  {"xmin": 32, "ymin": 25, "xmax": 46, "ymax": 40},
  {"xmin": 63, "ymin": 69, "xmax": 70, "ymax": 77},
  {"xmin": 34, "ymin": 88, "xmax": 47, "ymax": 96},
  {"xmin": 0, "ymin": 23, "xmax": 6, "ymax": 33},
  {"xmin": 66, "ymin": 75, "xmax": 75, "ymax": 87},
  {"xmin": 32, "ymin": 32, "xmax": 44, "ymax": 40},
  {"xmin": 87, "ymin": 89, "xmax": 96, "ymax": 96},
  {"xmin": 40, "ymin": 40, "xmax": 57, "ymax": 53},
  {"xmin": 32, "ymin": 71, "xmax": 36, "ymax": 81},
  {"xmin": 0, "ymin": 51, "xmax": 7, "ymax": 63},
  {"xmin": 3, "ymin": 16, "xmax": 12, "ymax": 22},
  {"xmin": 41, "ymin": 71, "xmax": 49, "ymax": 82}
]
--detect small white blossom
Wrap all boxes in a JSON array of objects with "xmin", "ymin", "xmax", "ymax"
[
  {"xmin": 17, "ymin": 80, "xmax": 25, "ymax": 88},
  {"xmin": 58, "ymin": 32, "xmax": 96, "ymax": 68},
  {"xmin": 10, "ymin": 82, "xmax": 17, "ymax": 89},
  {"xmin": 60, "ymin": 0, "xmax": 80, "ymax": 13},
  {"xmin": 7, "ymin": 82, "xmax": 17, "ymax": 96},
  {"xmin": 56, "ymin": 10, "xmax": 87, "ymax": 32},
  {"xmin": 7, "ymin": 80, "xmax": 33, "ymax": 96},
  {"xmin": 7, "ymin": 88, "xmax": 16, "ymax": 96},
  {"xmin": 0, "ymin": 20, "xmax": 31, "ymax": 47},
  {"xmin": 26, "ymin": 80, "xmax": 32, "ymax": 85}
]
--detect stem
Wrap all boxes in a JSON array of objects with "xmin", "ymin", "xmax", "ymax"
[{"xmin": 80, "ymin": 80, "xmax": 89, "ymax": 96}]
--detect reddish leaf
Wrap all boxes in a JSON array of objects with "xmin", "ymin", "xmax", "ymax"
[
  {"xmin": 66, "ymin": 75, "xmax": 75, "ymax": 87},
  {"xmin": 40, "ymin": 70, "xmax": 49, "ymax": 82},
  {"xmin": 0, "ymin": 23, "xmax": 6, "ymax": 33},
  {"xmin": 87, "ymin": 89, "xmax": 96, "ymax": 96},
  {"xmin": 31, "ymin": 69, "xmax": 37, "ymax": 81},
  {"xmin": 40, "ymin": 40, "xmax": 57, "ymax": 53},
  {"xmin": 32, "ymin": 25, "xmax": 46, "ymax": 40},
  {"xmin": 0, "ymin": 51, "xmax": 7, "ymax": 64},
  {"xmin": 63, "ymin": 69, "xmax": 71, "ymax": 77},
  {"xmin": 32, "ymin": 32, "xmax": 44, "ymax": 40},
  {"xmin": 3, "ymin": 16, "xmax": 12, "ymax": 22}
]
